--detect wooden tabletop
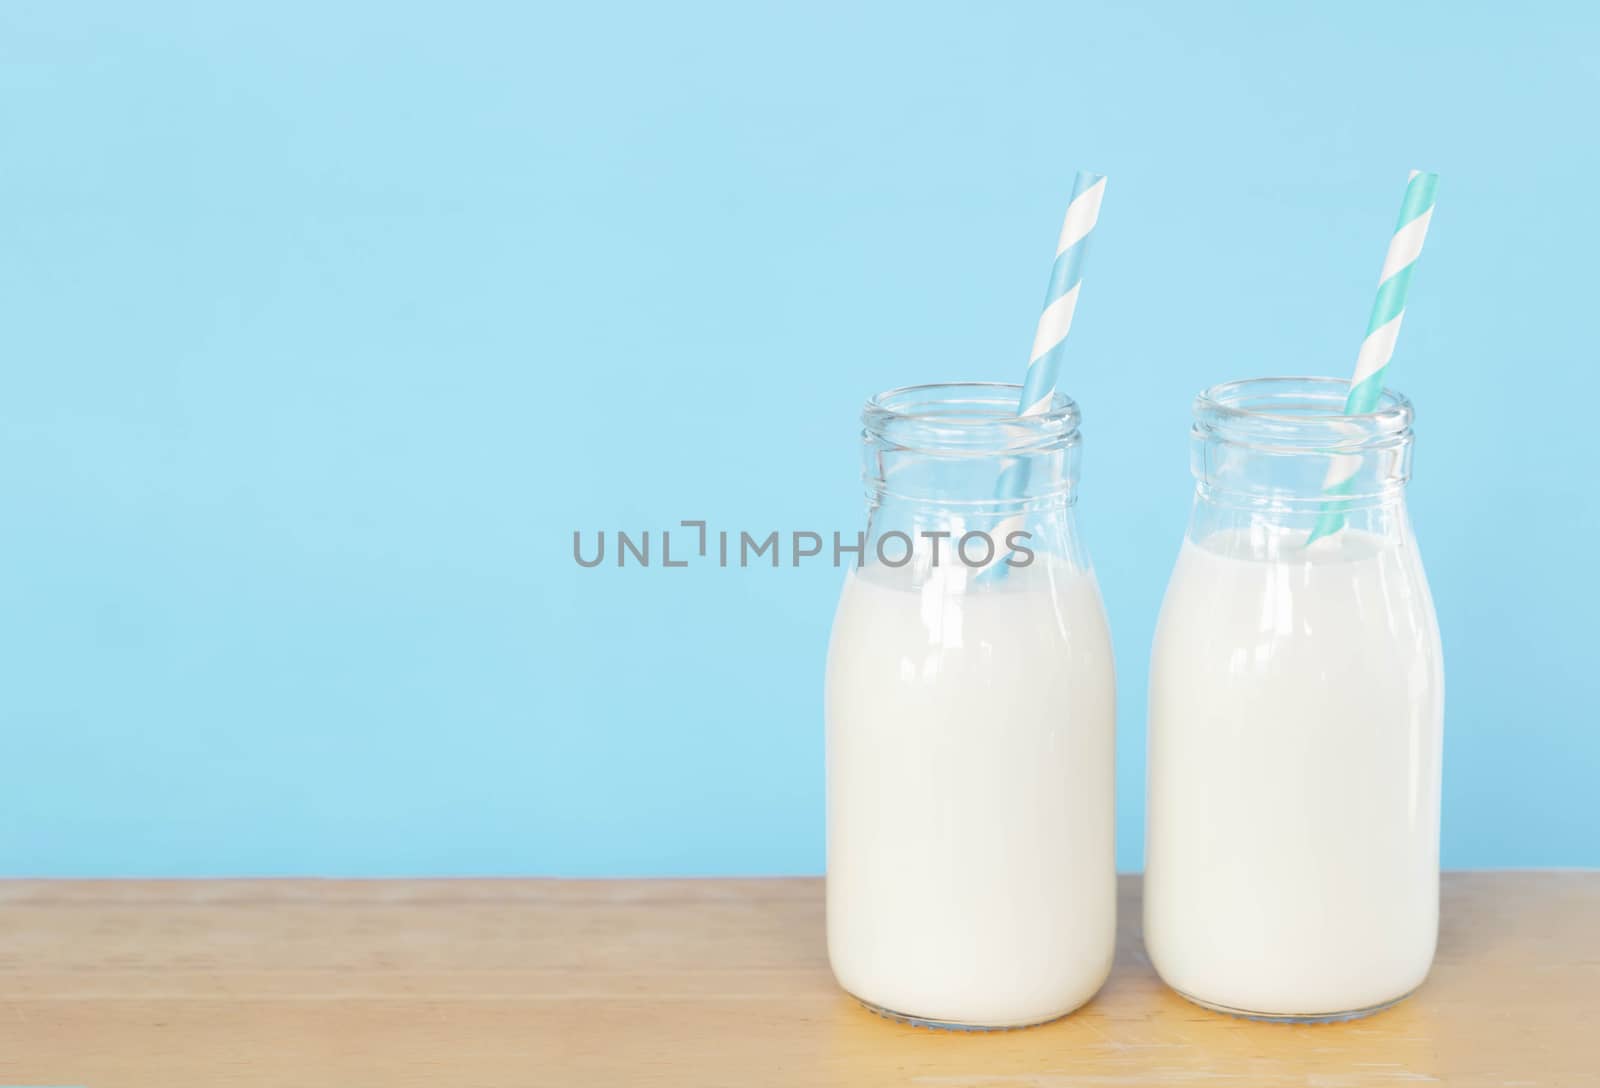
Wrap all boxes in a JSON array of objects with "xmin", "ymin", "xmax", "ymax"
[{"xmin": 0, "ymin": 873, "xmax": 1594, "ymax": 1086}]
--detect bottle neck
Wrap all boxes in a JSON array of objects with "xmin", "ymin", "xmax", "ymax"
[
  {"xmin": 857, "ymin": 382, "xmax": 1090, "ymax": 577},
  {"xmin": 1187, "ymin": 489, "xmax": 1415, "ymax": 555},
  {"xmin": 1191, "ymin": 449, "xmax": 1412, "ymax": 515},
  {"xmin": 863, "ymin": 445, "xmax": 1085, "ymax": 574}
]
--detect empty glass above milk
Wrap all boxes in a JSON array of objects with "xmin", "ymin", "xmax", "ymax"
[
  {"xmin": 1144, "ymin": 377, "xmax": 1445, "ymax": 1021},
  {"xmin": 825, "ymin": 382, "xmax": 1116, "ymax": 1029}
]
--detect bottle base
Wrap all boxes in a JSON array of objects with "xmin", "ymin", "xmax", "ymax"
[
  {"xmin": 1170, "ymin": 984, "xmax": 1418, "ymax": 1024},
  {"xmin": 851, "ymin": 994, "xmax": 1073, "ymax": 1032}
]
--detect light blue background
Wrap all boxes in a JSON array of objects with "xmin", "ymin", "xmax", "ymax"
[{"xmin": 3, "ymin": 2, "xmax": 1596, "ymax": 876}]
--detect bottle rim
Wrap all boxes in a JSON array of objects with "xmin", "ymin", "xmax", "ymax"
[
  {"xmin": 1194, "ymin": 377, "xmax": 1413, "ymax": 452},
  {"xmin": 863, "ymin": 382, "xmax": 1080, "ymax": 456}
]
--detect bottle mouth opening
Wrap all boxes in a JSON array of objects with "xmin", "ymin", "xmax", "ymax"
[
  {"xmin": 1194, "ymin": 376, "xmax": 1413, "ymax": 450},
  {"xmin": 863, "ymin": 382, "xmax": 1081, "ymax": 455}
]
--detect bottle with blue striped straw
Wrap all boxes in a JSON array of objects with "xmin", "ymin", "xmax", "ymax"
[{"xmin": 822, "ymin": 173, "xmax": 1117, "ymax": 1031}]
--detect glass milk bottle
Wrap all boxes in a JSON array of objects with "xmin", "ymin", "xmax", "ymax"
[
  {"xmin": 1145, "ymin": 377, "xmax": 1444, "ymax": 1022},
  {"xmin": 825, "ymin": 382, "xmax": 1116, "ymax": 1030}
]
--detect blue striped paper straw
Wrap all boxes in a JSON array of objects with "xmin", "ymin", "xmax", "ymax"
[
  {"xmin": 1307, "ymin": 171, "xmax": 1439, "ymax": 544},
  {"xmin": 982, "ymin": 172, "xmax": 1106, "ymax": 579},
  {"xmin": 1020, "ymin": 171, "xmax": 1108, "ymax": 416}
]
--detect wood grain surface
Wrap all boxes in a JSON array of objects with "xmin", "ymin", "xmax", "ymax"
[{"xmin": 0, "ymin": 873, "xmax": 1594, "ymax": 1086}]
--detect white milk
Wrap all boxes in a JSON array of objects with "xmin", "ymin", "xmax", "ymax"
[
  {"xmin": 1145, "ymin": 528, "xmax": 1444, "ymax": 1018},
  {"xmin": 826, "ymin": 559, "xmax": 1116, "ymax": 1028}
]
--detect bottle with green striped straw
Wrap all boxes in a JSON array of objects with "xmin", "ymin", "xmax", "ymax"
[
  {"xmin": 1143, "ymin": 176, "xmax": 1446, "ymax": 1023},
  {"xmin": 1307, "ymin": 170, "xmax": 1439, "ymax": 544}
]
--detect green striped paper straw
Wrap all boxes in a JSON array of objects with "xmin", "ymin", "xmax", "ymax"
[
  {"xmin": 1307, "ymin": 171, "xmax": 1439, "ymax": 544},
  {"xmin": 982, "ymin": 171, "xmax": 1106, "ymax": 579}
]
